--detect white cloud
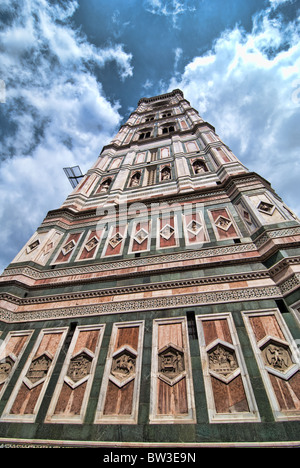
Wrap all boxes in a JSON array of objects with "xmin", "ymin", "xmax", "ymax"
[
  {"xmin": 168, "ymin": 4, "xmax": 300, "ymax": 216},
  {"xmin": 0, "ymin": 0, "xmax": 133, "ymax": 272},
  {"xmin": 144, "ymin": 0, "xmax": 196, "ymax": 27}
]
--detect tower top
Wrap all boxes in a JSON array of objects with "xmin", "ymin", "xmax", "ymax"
[{"xmin": 138, "ymin": 88, "xmax": 184, "ymax": 105}]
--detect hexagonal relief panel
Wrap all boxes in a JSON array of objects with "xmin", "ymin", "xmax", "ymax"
[
  {"xmin": 24, "ymin": 352, "xmax": 52, "ymax": 388},
  {"xmin": 109, "ymin": 346, "xmax": 137, "ymax": 388},
  {"xmin": 207, "ymin": 340, "xmax": 240, "ymax": 383},
  {"xmin": 0, "ymin": 355, "xmax": 15, "ymax": 384},
  {"xmin": 158, "ymin": 343, "xmax": 185, "ymax": 386},
  {"xmin": 66, "ymin": 350, "xmax": 93, "ymax": 388},
  {"xmin": 259, "ymin": 336, "xmax": 299, "ymax": 380}
]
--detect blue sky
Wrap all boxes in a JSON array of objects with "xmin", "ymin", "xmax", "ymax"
[{"xmin": 0, "ymin": 0, "xmax": 299, "ymax": 272}]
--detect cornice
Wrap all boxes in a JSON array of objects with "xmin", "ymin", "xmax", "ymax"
[
  {"xmin": 100, "ymin": 121, "xmax": 215, "ymax": 154},
  {"xmin": 0, "ymin": 284, "xmax": 282, "ymax": 323},
  {"xmin": 0, "ymin": 270, "xmax": 270, "ymax": 307},
  {"xmin": 41, "ymin": 172, "xmax": 265, "ymax": 225},
  {"xmin": 137, "ymin": 89, "xmax": 184, "ymax": 105}
]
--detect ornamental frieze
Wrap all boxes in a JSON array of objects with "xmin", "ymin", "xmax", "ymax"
[{"xmin": 0, "ymin": 285, "xmax": 282, "ymax": 322}]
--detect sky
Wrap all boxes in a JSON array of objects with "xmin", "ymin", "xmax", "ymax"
[{"xmin": 0, "ymin": 0, "xmax": 299, "ymax": 273}]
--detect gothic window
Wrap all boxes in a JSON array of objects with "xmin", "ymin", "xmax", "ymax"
[
  {"xmin": 138, "ymin": 128, "xmax": 152, "ymax": 140},
  {"xmin": 192, "ymin": 160, "xmax": 208, "ymax": 174},
  {"xmin": 150, "ymin": 149, "xmax": 157, "ymax": 161},
  {"xmin": 152, "ymin": 100, "xmax": 169, "ymax": 109},
  {"xmin": 144, "ymin": 115, "xmax": 155, "ymax": 122},
  {"xmin": 162, "ymin": 112, "xmax": 172, "ymax": 118},
  {"xmin": 161, "ymin": 123, "xmax": 175, "ymax": 135}
]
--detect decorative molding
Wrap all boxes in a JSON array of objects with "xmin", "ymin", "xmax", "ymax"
[
  {"xmin": 0, "ymin": 285, "xmax": 281, "ymax": 323},
  {"xmin": 3, "ymin": 241, "xmax": 258, "ymax": 281},
  {"xmin": 0, "ymin": 270, "xmax": 271, "ymax": 307}
]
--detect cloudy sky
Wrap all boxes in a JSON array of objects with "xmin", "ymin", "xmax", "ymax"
[{"xmin": 0, "ymin": 0, "xmax": 299, "ymax": 273}]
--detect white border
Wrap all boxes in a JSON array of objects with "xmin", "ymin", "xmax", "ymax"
[
  {"xmin": 45, "ymin": 324, "xmax": 105, "ymax": 424},
  {"xmin": 242, "ymin": 308, "xmax": 300, "ymax": 421},
  {"xmin": 94, "ymin": 320, "xmax": 144, "ymax": 424},
  {"xmin": 0, "ymin": 327, "xmax": 68, "ymax": 423},
  {"xmin": 149, "ymin": 316, "xmax": 196, "ymax": 424},
  {"xmin": 196, "ymin": 313, "xmax": 260, "ymax": 423}
]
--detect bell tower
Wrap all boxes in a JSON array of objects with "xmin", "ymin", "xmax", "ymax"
[{"xmin": 0, "ymin": 89, "xmax": 299, "ymax": 447}]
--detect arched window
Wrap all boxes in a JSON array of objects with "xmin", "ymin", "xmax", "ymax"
[
  {"xmin": 161, "ymin": 166, "xmax": 171, "ymax": 181},
  {"xmin": 161, "ymin": 123, "xmax": 176, "ymax": 135},
  {"xmin": 192, "ymin": 160, "xmax": 208, "ymax": 174},
  {"xmin": 130, "ymin": 172, "xmax": 141, "ymax": 187},
  {"xmin": 99, "ymin": 178, "xmax": 112, "ymax": 192},
  {"xmin": 138, "ymin": 128, "xmax": 152, "ymax": 140}
]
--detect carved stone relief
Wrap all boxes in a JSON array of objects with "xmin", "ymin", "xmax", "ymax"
[
  {"xmin": 208, "ymin": 343, "xmax": 238, "ymax": 377},
  {"xmin": 84, "ymin": 236, "xmax": 99, "ymax": 252},
  {"xmin": 66, "ymin": 351, "xmax": 93, "ymax": 383},
  {"xmin": 0, "ymin": 356, "xmax": 15, "ymax": 384},
  {"xmin": 257, "ymin": 201, "xmax": 275, "ymax": 216},
  {"xmin": 158, "ymin": 343, "xmax": 185, "ymax": 386},
  {"xmin": 215, "ymin": 215, "xmax": 232, "ymax": 231},
  {"xmin": 160, "ymin": 224, "xmax": 175, "ymax": 240},
  {"xmin": 25, "ymin": 353, "xmax": 52, "ymax": 385},
  {"xmin": 26, "ymin": 239, "xmax": 40, "ymax": 254},
  {"xmin": 109, "ymin": 346, "xmax": 137, "ymax": 388},
  {"xmin": 205, "ymin": 339, "xmax": 241, "ymax": 384},
  {"xmin": 187, "ymin": 220, "xmax": 203, "ymax": 236},
  {"xmin": 109, "ymin": 232, "xmax": 123, "ymax": 249},
  {"xmin": 260, "ymin": 338, "xmax": 294, "ymax": 376},
  {"xmin": 134, "ymin": 228, "xmax": 148, "ymax": 244},
  {"xmin": 61, "ymin": 240, "xmax": 76, "ymax": 256}
]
